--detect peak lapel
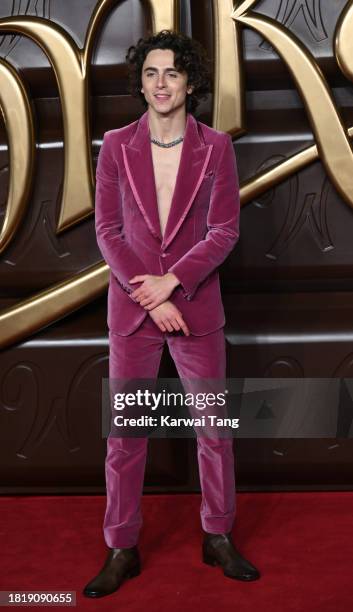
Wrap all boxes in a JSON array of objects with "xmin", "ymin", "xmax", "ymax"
[
  {"xmin": 162, "ymin": 112, "xmax": 213, "ymax": 250},
  {"xmin": 121, "ymin": 111, "xmax": 162, "ymax": 241},
  {"xmin": 121, "ymin": 110, "xmax": 213, "ymax": 249}
]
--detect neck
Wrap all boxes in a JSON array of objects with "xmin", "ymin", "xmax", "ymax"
[{"xmin": 147, "ymin": 107, "xmax": 187, "ymax": 142}]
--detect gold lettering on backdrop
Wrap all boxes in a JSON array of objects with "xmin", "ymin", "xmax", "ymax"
[
  {"xmin": 229, "ymin": 0, "xmax": 353, "ymax": 207},
  {"xmin": 0, "ymin": 17, "xmax": 94, "ymax": 234},
  {"xmin": 0, "ymin": 0, "xmax": 352, "ymax": 347},
  {"xmin": 335, "ymin": 1, "xmax": 353, "ymax": 82},
  {"xmin": 212, "ymin": 0, "xmax": 245, "ymax": 135},
  {"xmin": 147, "ymin": 0, "xmax": 180, "ymax": 32},
  {"xmin": 0, "ymin": 58, "xmax": 35, "ymax": 252}
]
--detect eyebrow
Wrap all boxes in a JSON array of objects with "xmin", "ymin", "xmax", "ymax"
[{"xmin": 143, "ymin": 66, "xmax": 179, "ymax": 72}]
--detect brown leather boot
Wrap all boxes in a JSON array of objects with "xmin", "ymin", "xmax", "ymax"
[
  {"xmin": 202, "ymin": 532, "xmax": 260, "ymax": 581},
  {"xmin": 83, "ymin": 546, "xmax": 141, "ymax": 598}
]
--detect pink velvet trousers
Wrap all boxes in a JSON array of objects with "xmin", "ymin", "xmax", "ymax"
[{"xmin": 104, "ymin": 315, "xmax": 236, "ymax": 548}]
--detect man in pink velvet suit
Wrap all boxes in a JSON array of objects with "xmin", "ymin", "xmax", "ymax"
[{"xmin": 84, "ymin": 30, "xmax": 260, "ymax": 598}]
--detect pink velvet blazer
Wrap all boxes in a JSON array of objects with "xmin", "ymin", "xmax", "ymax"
[{"xmin": 95, "ymin": 109, "xmax": 240, "ymax": 336}]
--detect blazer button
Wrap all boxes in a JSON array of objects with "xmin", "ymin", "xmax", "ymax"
[{"xmin": 161, "ymin": 253, "xmax": 168, "ymax": 258}]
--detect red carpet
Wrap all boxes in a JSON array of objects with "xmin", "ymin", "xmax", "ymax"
[{"xmin": 0, "ymin": 492, "xmax": 351, "ymax": 611}]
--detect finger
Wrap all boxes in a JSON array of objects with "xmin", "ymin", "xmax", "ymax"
[
  {"xmin": 142, "ymin": 296, "xmax": 157, "ymax": 308},
  {"xmin": 172, "ymin": 318, "xmax": 181, "ymax": 331},
  {"xmin": 158, "ymin": 322, "xmax": 167, "ymax": 332},
  {"xmin": 179, "ymin": 319, "xmax": 190, "ymax": 336},
  {"xmin": 137, "ymin": 293, "xmax": 151, "ymax": 304},
  {"xmin": 164, "ymin": 320, "xmax": 174, "ymax": 333},
  {"xmin": 140, "ymin": 297, "xmax": 153, "ymax": 307},
  {"xmin": 129, "ymin": 275, "xmax": 147, "ymax": 283},
  {"xmin": 148, "ymin": 297, "xmax": 164, "ymax": 309}
]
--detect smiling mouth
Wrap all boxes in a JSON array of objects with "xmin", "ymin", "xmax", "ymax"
[{"xmin": 154, "ymin": 94, "xmax": 170, "ymax": 100}]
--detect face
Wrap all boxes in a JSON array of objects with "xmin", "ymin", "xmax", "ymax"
[{"xmin": 140, "ymin": 48, "xmax": 193, "ymax": 115}]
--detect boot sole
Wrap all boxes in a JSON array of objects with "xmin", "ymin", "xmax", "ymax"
[{"xmin": 203, "ymin": 554, "xmax": 260, "ymax": 581}]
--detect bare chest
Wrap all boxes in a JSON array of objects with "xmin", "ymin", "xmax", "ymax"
[{"xmin": 151, "ymin": 143, "xmax": 182, "ymax": 237}]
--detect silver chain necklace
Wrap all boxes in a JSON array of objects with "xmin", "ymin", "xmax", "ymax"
[{"xmin": 150, "ymin": 135, "xmax": 184, "ymax": 148}]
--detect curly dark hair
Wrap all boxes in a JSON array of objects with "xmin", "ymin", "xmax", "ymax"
[{"xmin": 125, "ymin": 29, "xmax": 212, "ymax": 114}]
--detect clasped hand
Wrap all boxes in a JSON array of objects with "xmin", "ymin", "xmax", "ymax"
[{"xmin": 128, "ymin": 273, "xmax": 179, "ymax": 310}]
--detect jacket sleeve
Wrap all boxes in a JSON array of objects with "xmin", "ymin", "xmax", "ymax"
[
  {"xmin": 167, "ymin": 134, "xmax": 240, "ymax": 300},
  {"xmin": 95, "ymin": 131, "xmax": 148, "ymax": 302}
]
